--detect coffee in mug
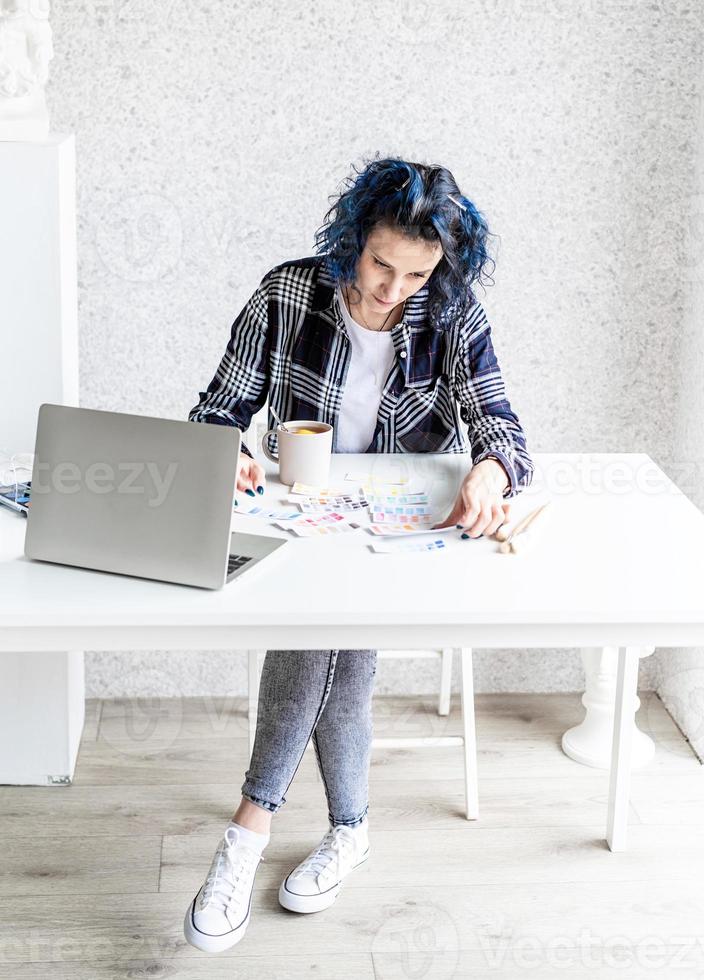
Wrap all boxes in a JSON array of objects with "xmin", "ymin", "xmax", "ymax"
[{"xmin": 261, "ymin": 420, "xmax": 333, "ymax": 486}]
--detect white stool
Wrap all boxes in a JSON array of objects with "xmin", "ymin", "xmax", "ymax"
[{"xmin": 246, "ymin": 648, "xmax": 478, "ymax": 819}]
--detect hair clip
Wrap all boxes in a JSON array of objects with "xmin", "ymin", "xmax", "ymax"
[
  {"xmin": 400, "ymin": 175, "xmax": 410, "ymax": 189},
  {"xmin": 447, "ymin": 194, "xmax": 467, "ymax": 212}
]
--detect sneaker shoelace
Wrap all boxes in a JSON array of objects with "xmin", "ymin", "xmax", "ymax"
[
  {"xmin": 199, "ymin": 828, "xmax": 262, "ymax": 912},
  {"xmin": 293, "ymin": 826, "xmax": 358, "ymax": 884}
]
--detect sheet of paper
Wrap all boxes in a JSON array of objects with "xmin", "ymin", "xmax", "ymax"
[
  {"xmin": 371, "ymin": 538, "xmax": 447, "ymax": 553},
  {"xmin": 365, "ymin": 523, "xmax": 456, "ymax": 537},
  {"xmin": 344, "ymin": 471, "xmax": 409, "ymax": 485},
  {"xmin": 362, "ymin": 485, "xmax": 425, "ymax": 500}
]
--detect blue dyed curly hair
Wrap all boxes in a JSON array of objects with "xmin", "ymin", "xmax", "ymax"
[{"xmin": 313, "ymin": 155, "xmax": 497, "ymax": 331}]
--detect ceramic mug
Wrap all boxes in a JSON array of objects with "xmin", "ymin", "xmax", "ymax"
[{"xmin": 261, "ymin": 420, "xmax": 333, "ymax": 487}]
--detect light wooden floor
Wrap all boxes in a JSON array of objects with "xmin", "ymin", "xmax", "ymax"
[{"xmin": 1, "ymin": 691, "xmax": 703, "ymax": 979}]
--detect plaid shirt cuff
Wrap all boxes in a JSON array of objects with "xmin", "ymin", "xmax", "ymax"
[{"xmin": 473, "ymin": 449, "xmax": 516, "ymax": 499}]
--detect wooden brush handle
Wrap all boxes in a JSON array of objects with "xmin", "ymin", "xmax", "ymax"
[
  {"xmin": 511, "ymin": 504, "xmax": 552, "ymax": 553},
  {"xmin": 513, "ymin": 502, "xmax": 550, "ymax": 537},
  {"xmin": 496, "ymin": 502, "xmax": 550, "ymax": 542}
]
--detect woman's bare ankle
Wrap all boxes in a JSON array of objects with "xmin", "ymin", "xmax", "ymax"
[{"xmin": 231, "ymin": 797, "xmax": 273, "ymax": 834}]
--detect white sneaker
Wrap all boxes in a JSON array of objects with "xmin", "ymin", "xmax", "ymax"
[
  {"xmin": 278, "ymin": 821, "xmax": 370, "ymax": 914},
  {"xmin": 184, "ymin": 826, "xmax": 264, "ymax": 953}
]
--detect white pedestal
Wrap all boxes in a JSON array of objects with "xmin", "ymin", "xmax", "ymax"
[
  {"xmin": 0, "ymin": 133, "xmax": 78, "ymax": 453},
  {"xmin": 562, "ymin": 646, "xmax": 656, "ymax": 770},
  {"xmin": 0, "ymin": 651, "xmax": 84, "ymax": 785},
  {"xmin": 0, "ymin": 134, "xmax": 83, "ymax": 785}
]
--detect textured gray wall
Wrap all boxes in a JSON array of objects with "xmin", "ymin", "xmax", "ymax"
[
  {"xmin": 45, "ymin": 0, "xmax": 701, "ymax": 698},
  {"xmin": 655, "ymin": 41, "xmax": 704, "ymax": 760}
]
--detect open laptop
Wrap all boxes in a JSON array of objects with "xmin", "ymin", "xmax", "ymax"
[{"xmin": 24, "ymin": 404, "xmax": 288, "ymax": 589}]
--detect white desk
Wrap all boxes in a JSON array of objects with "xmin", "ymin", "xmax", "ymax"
[{"xmin": 1, "ymin": 452, "xmax": 703, "ymax": 851}]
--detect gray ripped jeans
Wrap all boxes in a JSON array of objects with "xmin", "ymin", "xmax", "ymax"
[{"xmin": 241, "ymin": 650, "xmax": 378, "ymax": 828}]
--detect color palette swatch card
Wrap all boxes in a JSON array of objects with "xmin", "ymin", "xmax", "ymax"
[
  {"xmin": 292, "ymin": 511, "xmax": 350, "ymax": 527},
  {"xmin": 234, "ymin": 502, "xmax": 301, "ymax": 520},
  {"xmin": 371, "ymin": 538, "xmax": 447, "ymax": 553},
  {"xmin": 364, "ymin": 493, "xmax": 430, "ymax": 508},
  {"xmin": 365, "ymin": 522, "xmax": 456, "ymax": 536},
  {"xmin": 289, "ymin": 482, "xmax": 347, "ymax": 496},
  {"xmin": 368, "ymin": 505, "xmax": 433, "ymax": 523},
  {"xmin": 363, "ymin": 485, "xmax": 426, "ymax": 501},
  {"xmin": 274, "ymin": 520, "xmax": 361, "ymax": 538},
  {"xmin": 294, "ymin": 494, "xmax": 368, "ymax": 513}
]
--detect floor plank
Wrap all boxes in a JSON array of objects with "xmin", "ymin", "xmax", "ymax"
[
  {"xmin": 0, "ymin": 774, "xmax": 641, "ymax": 838},
  {"xmin": 0, "ymin": 955, "xmax": 376, "ymax": 979},
  {"xmin": 372, "ymin": 945, "xmax": 704, "ymax": 980},
  {"xmin": 1, "ymin": 881, "xmax": 703, "ymax": 963},
  {"xmin": 631, "ymin": 771, "xmax": 704, "ymax": 824},
  {"xmin": 0, "ymin": 835, "xmax": 161, "ymax": 898},
  {"xmin": 161, "ymin": 823, "xmax": 704, "ymax": 893},
  {"xmin": 5, "ymin": 944, "xmax": 700, "ymax": 980}
]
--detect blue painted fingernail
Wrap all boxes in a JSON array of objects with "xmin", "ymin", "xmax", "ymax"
[
  {"xmin": 245, "ymin": 489, "xmax": 255, "ymax": 497},
  {"xmin": 461, "ymin": 533, "xmax": 469, "ymax": 539},
  {"xmin": 234, "ymin": 500, "xmax": 238, "ymax": 506},
  {"xmin": 456, "ymin": 524, "xmax": 463, "ymax": 529},
  {"xmin": 256, "ymin": 485, "xmax": 264, "ymax": 494}
]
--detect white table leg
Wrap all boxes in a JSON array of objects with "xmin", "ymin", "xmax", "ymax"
[
  {"xmin": 606, "ymin": 646, "xmax": 640, "ymax": 851},
  {"xmin": 459, "ymin": 647, "xmax": 479, "ymax": 820},
  {"xmin": 0, "ymin": 650, "xmax": 84, "ymax": 785}
]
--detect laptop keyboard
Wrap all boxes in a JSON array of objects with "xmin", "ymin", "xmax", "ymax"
[{"xmin": 228, "ymin": 553, "xmax": 254, "ymax": 576}]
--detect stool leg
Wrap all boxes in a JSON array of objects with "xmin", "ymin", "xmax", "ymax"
[
  {"xmin": 459, "ymin": 647, "xmax": 479, "ymax": 820},
  {"xmin": 248, "ymin": 650, "xmax": 263, "ymax": 757},
  {"xmin": 606, "ymin": 646, "xmax": 640, "ymax": 851},
  {"xmin": 438, "ymin": 648, "xmax": 453, "ymax": 716}
]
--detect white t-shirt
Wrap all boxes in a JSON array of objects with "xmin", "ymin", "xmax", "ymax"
[{"xmin": 335, "ymin": 285, "xmax": 397, "ymax": 453}]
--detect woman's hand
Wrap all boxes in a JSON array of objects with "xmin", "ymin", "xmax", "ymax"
[
  {"xmin": 236, "ymin": 452, "xmax": 266, "ymax": 497},
  {"xmin": 433, "ymin": 459, "xmax": 511, "ymax": 537}
]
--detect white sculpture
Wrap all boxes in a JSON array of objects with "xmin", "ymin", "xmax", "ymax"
[
  {"xmin": 562, "ymin": 646, "xmax": 656, "ymax": 770},
  {"xmin": 0, "ymin": 0, "xmax": 53, "ymax": 141}
]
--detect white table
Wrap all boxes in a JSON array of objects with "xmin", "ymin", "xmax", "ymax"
[{"xmin": 1, "ymin": 452, "xmax": 703, "ymax": 851}]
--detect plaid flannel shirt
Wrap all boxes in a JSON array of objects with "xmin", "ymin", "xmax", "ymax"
[{"xmin": 188, "ymin": 255, "xmax": 534, "ymax": 499}]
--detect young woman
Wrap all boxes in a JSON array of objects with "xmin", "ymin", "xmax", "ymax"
[{"xmin": 183, "ymin": 157, "xmax": 534, "ymax": 953}]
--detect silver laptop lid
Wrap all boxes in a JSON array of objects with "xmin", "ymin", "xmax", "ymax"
[{"xmin": 25, "ymin": 404, "xmax": 241, "ymax": 589}]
